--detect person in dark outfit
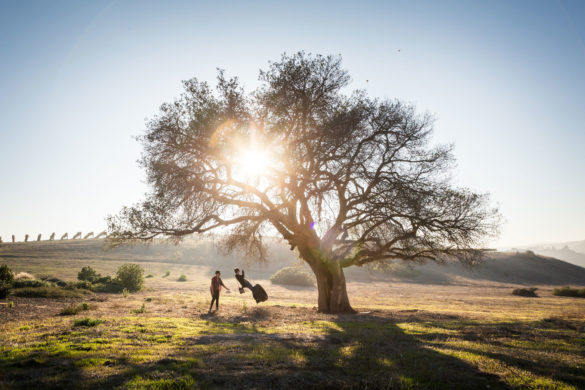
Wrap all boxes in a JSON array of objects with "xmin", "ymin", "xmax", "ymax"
[
  {"xmin": 209, "ymin": 270, "xmax": 229, "ymax": 313},
  {"xmin": 234, "ymin": 268, "xmax": 254, "ymax": 293}
]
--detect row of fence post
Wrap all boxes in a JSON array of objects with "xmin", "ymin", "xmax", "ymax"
[{"xmin": 0, "ymin": 231, "xmax": 108, "ymax": 243}]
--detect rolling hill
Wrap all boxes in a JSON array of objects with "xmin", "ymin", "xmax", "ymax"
[{"xmin": 1, "ymin": 239, "xmax": 585, "ymax": 286}]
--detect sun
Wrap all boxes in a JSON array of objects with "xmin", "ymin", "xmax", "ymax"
[{"xmin": 236, "ymin": 147, "xmax": 270, "ymax": 179}]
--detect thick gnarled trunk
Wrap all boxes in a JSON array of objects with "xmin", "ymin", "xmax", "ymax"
[{"xmin": 308, "ymin": 258, "xmax": 355, "ymax": 314}]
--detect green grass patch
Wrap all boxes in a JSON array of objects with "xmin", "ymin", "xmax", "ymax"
[
  {"xmin": 177, "ymin": 275, "xmax": 187, "ymax": 282},
  {"xmin": 73, "ymin": 317, "xmax": 104, "ymax": 327},
  {"xmin": 13, "ymin": 286, "xmax": 89, "ymax": 298},
  {"xmin": 130, "ymin": 303, "xmax": 147, "ymax": 314},
  {"xmin": 12, "ymin": 279, "xmax": 47, "ymax": 288},
  {"xmin": 123, "ymin": 373, "xmax": 196, "ymax": 389},
  {"xmin": 60, "ymin": 302, "xmax": 92, "ymax": 316}
]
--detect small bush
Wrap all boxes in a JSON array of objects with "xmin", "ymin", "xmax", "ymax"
[
  {"xmin": 95, "ymin": 275, "xmax": 112, "ymax": 284},
  {"xmin": 12, "ymin": 279, "xmax": 47, "ymax": 288},
  {"xmin": 553, "ymin": 286, "xmax": 585, "ymax": 298},
  {"xmin": 78, "ymin": 266, "xmax": 100, "ymax": 283},
  {"xmin": 130, "ymin": 303, "xmax": 146, "ymax": 314},
  {"xmin": 177, "ymin": 275, "xmax": 187, "ymax": 282},
  {"xmin": 60, "ymin": 303, "xmax": 92, "ymax": 316},
  {"xmin": 0, "ymin": 282, "xmax": 10, "ymax": 299},
  {"xmin": 0, "ymin": 264, "xmax": 14, "ymax": 284},
  {"xmin": 512, "ymin": 287, "xmax": 538, "ymax": 297},
  {"xmin": 122, "ymin": 288, "xmax": 129, "ymax": 298},
  {"xmin": 145, "ymin": 274, "xmax": 154, "ymax": 278},
  {"xmin": 270, "ymin": 267, "xmax": 315, "ymax": 287},
  {"xmin": 68, "ymin": 280, "xmax": 94, "ymax": 290},
  {"xmin": 13, "ymin": 286, "xmax": 88, "ymax": 299},
  {"xmin": 115, "ymin": 263, "xmax": 144, "ymax": 292},
  {"xmin": 92, "ymin": 279, "xmax": 123, "ymax": 293},
  {"xmin": 73, "ymin": 317, "xmax": 103, "ymax": 327},
  {"xmin": 45, "ymin": 277, "xmax": 68, "ymax": 287},
  {"xmin": 8, "ymin": 301, "xmax": 14, "ymax": 308},
  {"xmin": 163, "ymin": 271, "xmax": 170, "ymax": 278}
]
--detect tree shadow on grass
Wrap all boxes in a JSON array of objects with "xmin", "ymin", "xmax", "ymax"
[
  {"xmin": 2, "ymin": 311, "xmax": 583, "ymax": 389},
  {"xmin": 175, "ymin": 311, "xmax": 513, "ymax": 389},
  {"xmin": 413, "ymin": 317, "xmax": 585, "ymax": 388}
]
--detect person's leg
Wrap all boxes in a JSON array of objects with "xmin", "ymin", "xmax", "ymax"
[
  {"xmin": 215, "ymin": 292, "xmax": 220, "ymax": 310},
  {"xmin": 209, "ymin": 291, "xmax": 216, "ymax": 312},
  {"xmin": 244, "ymin": 279, "xmax": 254, "ymax": 290}
]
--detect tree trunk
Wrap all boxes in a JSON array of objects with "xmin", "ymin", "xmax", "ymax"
[{"xmin": 308, "ymin": 258, "xmax": 355, "ymax": 314}]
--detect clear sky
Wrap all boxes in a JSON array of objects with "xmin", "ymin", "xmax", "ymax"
[{"xmin": 1, "ymin": 0, "xmax": 584, "ymax": 248}]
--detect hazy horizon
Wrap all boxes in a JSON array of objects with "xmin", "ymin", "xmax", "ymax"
[{"xmin": 1, "ymin": 0, "xmax": 584, "ymax": 249}]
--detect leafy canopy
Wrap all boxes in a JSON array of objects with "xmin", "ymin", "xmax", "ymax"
[{"xmin": 109, "ymin": 52, "xmax": 499, "ymax": 268}]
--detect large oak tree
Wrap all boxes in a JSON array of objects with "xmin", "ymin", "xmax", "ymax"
[{"xmin": 109, "ymin": 53, "xmax": 499, "ymax": 314}]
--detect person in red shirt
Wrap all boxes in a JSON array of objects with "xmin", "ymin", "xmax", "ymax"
[{"xmin": 209, "ymin": 270, "xmax": 229, "ymax": 313}]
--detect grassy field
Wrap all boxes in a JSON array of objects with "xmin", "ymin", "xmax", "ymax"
[{"xmin": 1, "ymin": 242, "xmax": 585, "ymax": 389}]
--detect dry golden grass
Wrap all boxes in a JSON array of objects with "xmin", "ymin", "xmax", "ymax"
[{"xmin": 1, "ymin": 242, "xmax": 585, "ymax": 388}]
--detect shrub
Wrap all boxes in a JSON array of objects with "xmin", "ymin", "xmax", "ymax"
[
  {"xmin": 0, "ymin": 264, "xmax": 14, "ymax": 284},
  {"xmin": 115, "ymin": 263, "xmax": 144, "ymax": 292},
  {"xmin": 163, "ymin": 271, "xmax": 170, "ymax": 278},
  {"xmin": 553, "ymin": 286, "xmax": 585, "ymax": 298},
  {"xmin": 177, "ymin": 275, "xmax": 187, "ymax": 282},
  {"xmin": 92, "ymin": 279, "xmax": 123, "ymax": 293},
  {"xmin": 0, "ymin": 282, "xmax": 10, "ymax": 299},
  {"xmin": 45, "ymin": 277, "xmax": 68, "ymax": 287},
  {"xmin": 69, "ymin": 281, "xmax": 94, "ymax": 290},
  {"xmin": 13, "ymin": 286, "xmax": 88, "ymax": 299},
  {"xmin": 78, "ymin": 266, "xmax": 100, "ymax": 283},
  {"xmin": 60, "ymin": 306, "xmax": 78, "ymax": 315},
  {"xmin": 73, "ymin": 317, "xmax": 103, "ymax": 327},
  {"xmin": 130, "ymin": 303, "xmax": 146, "ymax": 314},
  {"xmin": 12, "ymin": 279, "xmax": 47, "ymax": 288},
  {"xmin": 270, "ymin": 267, "xmax": 315, "ymax": 287},
  {"xmin": 60, "ymin": 303, "xmax": 92, "ymax": 316},
  {"xmin": 95, "ymin": 275, "xmax": 112, "ymax": 284},
  {"xmin": 512, "ymin": 287, "xmax": 538, "ymax": 297},
  {"xmin": 145, "ymin": 274, "xmax": 154, "ymax": 278}
]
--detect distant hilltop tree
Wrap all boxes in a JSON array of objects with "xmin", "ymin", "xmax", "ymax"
[
  {"xmin": 12, "ymin": 235, "xmax": 15, "ymax": 243},
  {"xmin": 49, "ymin": 233, "xmax": 55, "ymax": 241},
  {"xmin": 109, "ymin": 52, "xmax": 500, "ymax": 314},
  {"xmin": 72, "ymin": 232, "xmax": 82, "ymax": 240},
  {"xmin": 24, "ymin": 234, "xmax": 29, "ymax": 242},
  {"xmin": 83, "ymin": 232, "xmax": 94, "ymax": 239},
  {"xmin": 36, "ymin": 234, "xmax": 42, "ymax": 242},
  {"xmin": 60, "ymin": 233, "xmax": 68, "ymax": 240},
  {"xmin": 95, "ymin": 231, "xmax": 107, "ymax": 239}
]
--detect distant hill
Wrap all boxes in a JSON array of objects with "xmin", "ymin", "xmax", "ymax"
[
  {"xmin": 523, "ymin": 239, "xmax": 585, "ymax": 268},
  {"xmin": 375, "ymin": 251, "xmax": 585, "ymax": 285},
  {"xmin": 1, "ymin": 240, "xmax": 584, "ymax": 286},
  {"xmin": 529, "ymin": 247, "xmax": 585, "ymax": 269}
]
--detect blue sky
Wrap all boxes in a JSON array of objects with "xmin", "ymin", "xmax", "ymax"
[{"xmin": 0, "ymin": 0, "xmax": 584, "ymax": 248}]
